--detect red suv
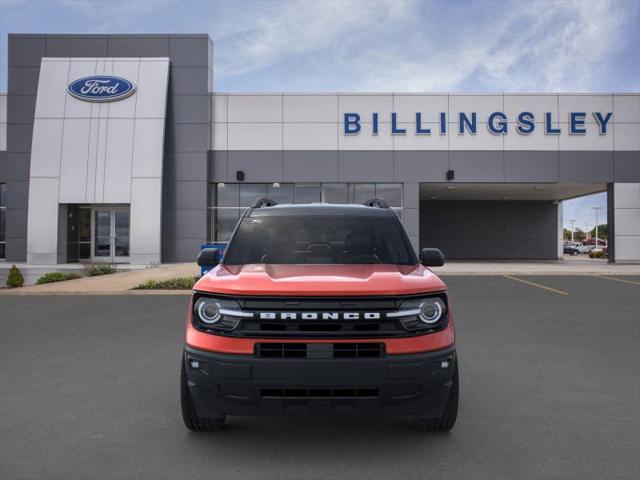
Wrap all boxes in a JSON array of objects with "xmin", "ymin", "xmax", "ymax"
[{"xmin": 181, "ymin": 199, "xmax": 458, "ymax": 431}]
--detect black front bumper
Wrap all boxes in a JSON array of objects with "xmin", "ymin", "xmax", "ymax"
[{"xmin": 184, "ymin": 345, "xmax": 456, "ymax": 417}]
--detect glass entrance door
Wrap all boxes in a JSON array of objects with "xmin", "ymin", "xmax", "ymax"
[{"xmin": 92, "ymin": 206, "xmax": 130, "ymax": 262}]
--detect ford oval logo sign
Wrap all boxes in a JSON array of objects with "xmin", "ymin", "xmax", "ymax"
[{"xmin": 67, "ymin": 76, "xmax": 136, "ymax": 102}]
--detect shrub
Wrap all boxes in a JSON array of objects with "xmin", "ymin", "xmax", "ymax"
[
  {"xmin": 589, "ymin": 250, "xmax": 606, "ymax": 259},
  {"xmin": 134, "ymin": 276, "xmax": 198, "ymax": 290},
  {"xmin": 84, "ymin": 263, "xmax": 118, "ymax": 276},
  {"xmin": 6, "ymin": 265, "xmax": 24, "ymax": 288},
  {"xmin": 36, "ymin": 272, "xmax": 82, "ymax": 285}
]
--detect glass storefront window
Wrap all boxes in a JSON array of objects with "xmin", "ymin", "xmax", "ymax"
[
  {"xmin": 322, "ymin": 183, "xmax": 348, "ymax": 204},
  {"xmin": 0, "ymin": 183, "xmax": 6, "ymax": 259},
  {"xmin": 294, "ymin": 184, "xmax": 321, "ymax": 203},
  {"xmin": 207, "ymin": 182, "xmax": 403, "ymax": 243}
]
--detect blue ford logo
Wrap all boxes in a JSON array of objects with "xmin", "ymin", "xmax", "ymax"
[{"xmin": 67, "ymin": 76, "xmax": 136, "ymax": 102}]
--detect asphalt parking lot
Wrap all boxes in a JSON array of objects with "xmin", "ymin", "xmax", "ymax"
[{"xmin": 1, "ymin": 275, "xmax": 639, "ymax": 480}]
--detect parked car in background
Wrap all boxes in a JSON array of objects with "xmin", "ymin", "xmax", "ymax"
[
  {"xmin": 563, "ymin": 244, "xmax": 581, "ymax": 256},
  {"xmin": 579, "ymin": 244, "xmax": 595, "ymax": 254}
]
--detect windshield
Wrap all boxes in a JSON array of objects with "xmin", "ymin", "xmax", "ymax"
[{"xmin": 223, "ymin": 214, "xmax": 417, "ymax": 265}]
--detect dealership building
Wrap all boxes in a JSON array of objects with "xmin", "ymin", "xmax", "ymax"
[{"xmin": 0, "ymin": 33, "xmax": 638, "ymax": 265}]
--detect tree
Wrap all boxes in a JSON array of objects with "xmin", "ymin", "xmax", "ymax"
[{"xmin": 589, "ymin": 224, "xmax": 607, "ymax": 239}]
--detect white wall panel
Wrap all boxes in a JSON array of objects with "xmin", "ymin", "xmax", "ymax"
[
  {"xmin": 338, "ymin": 122, "xmax": 393, "ymax": 150},
  {"xmin": 228, "ymin": 123, "xmax": 283, "ymax": 150},
  {"xmin": 613, "ymin": 94, "xmax": 640, "ymax": 123},
  {"xmin": 105, "ymin": 60, "xmax": 139, "ymax": 118},
  {"xmin": 66, "ymin": 60, "xmax": 97, "ymax": 118},
  {"xmin": 93, "ymin": 118, "xmax": 109, "ymax": 201},
  {"xmin": 35, "ymin": 59, "xmax": 70, "ymax": 118},
  {"xmin": 0, "ymin": 123, "xmax": 6, "ymax": 151},
  {"xmin": 228, "ymin": 95, "xmax": 282, "ymax": 123},
  {"xmin": 58, "ymin": 119, "xmax": 91, "ymax": 203},
  {"xmin": 132, "ymin": 119, "xmax": 165, "ymax": 177},
  {"xmin": 558, "ymin": 123, "xmax": 614, "ymax": 150},
  {"xmin": 212, "ymin": 94, "xmax": 228, "ymax": 123},
  {"xmin": 504, "ymin": 128, "xmax": 559, "ymax": 150},
  {"xmin": 558, "ymin": 95, "xmax": 613, "ymax": 123},
  {"xmin": 450, "ymin": 95, "xmax": 502, "ymax": 120},
  {"xmin": 393, "ymin": 123, "xmax": 448, "ymax": 150},
  {"xmin": 283, "ymin": 123, "xmax": 338, "ymax": 150},
  {"xmin": 504, "ymin": 94, "xmax": 558, "ymax": 121},
  {"xmin": 283, "ymin": 95, "xmax": 338, "ymax": 123},
  {"xmin": 103, "ymin": 119, "xmax": 134, "ymax": 203},
  {"xmin": 614, "ymin": 123, "xmax": 640, "ymax": 151},
  {"xmin": 135, "ymin": 60, "xmax": 170, "ymax": 118},
  {"xmin": 26, "ymin": 177, "xmax": 60, "ymax": 264},
  {"xmin": 393, "ymin": 95, "xmax": 448, "ymax": 123},
  {"xmin": 130, "ymin": 178, "xmax": 162, "ymax": 263},
  {"xmin": 615, "ymin": 209, "xmax": 640, "ymax": 236},
  {"xmin": 0, "ymin": 94, "xmax": 7, "ymax": 122},
  {"xmin": 30, "ymin": 119, "xmax": 64, "ymax": 177},
  {"xmin": 211, "ymin": 123, "xmax": 227, "ymax": 150},
  {"xmin": 85, "ymin": 118, "xmax": 100, "ymax": 202},
  {"xmin": 614, "ymin": 183, "xmax": 640, "ymax": 208},
  {"xmin": 339, "ymin": 95, "xmax": 393, "ymax": 122},
  {"xmin": 448, "ymin": 124, "xmax": 504, "ymax": 150}
]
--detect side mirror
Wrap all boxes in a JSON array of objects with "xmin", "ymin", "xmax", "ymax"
[
  {"xmin": 197, "ymin": 248, "xmax": 220, "ymax": 268},
  {"xmin": 420, "ymin": 248, "xmax": 445, "ymax": 267}
]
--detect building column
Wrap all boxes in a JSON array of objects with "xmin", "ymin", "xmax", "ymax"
[
  {"xmin": 557, "ymin": 201, "xmax": 564, "ymax": 260},
  {"xmin": 608, "ymin": 183, "xmax": 640, "ymax": 263},
  {"xmin": 403, "ymin": 183, "xmax": 419, "ymax": 254}
]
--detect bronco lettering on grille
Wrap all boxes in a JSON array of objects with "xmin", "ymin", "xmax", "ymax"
[{"xmin": 258, "ymin": 312, "xmax": 381, "ymax": 320}]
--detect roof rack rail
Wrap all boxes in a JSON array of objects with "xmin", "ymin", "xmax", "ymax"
[
  {"xmin": 252, "ymin": 198, "xmax": 278, "ymax": 208},
  {"xmin": 362, "ymin": 198, "xmax": 389, "ymax": 209}
]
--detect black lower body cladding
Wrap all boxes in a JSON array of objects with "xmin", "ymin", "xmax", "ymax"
[{"xmin": 182, "ymin": 345, "xmax": 456, "ymax": 417}]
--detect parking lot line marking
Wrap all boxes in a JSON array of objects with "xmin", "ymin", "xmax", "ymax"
[
  {"xmin": 502, "ymin": 275, "xmax": 570, "ymax": 296},
  {"xmin": 593, "ymin": 275, "xmax": 640, "ymax": 286}
]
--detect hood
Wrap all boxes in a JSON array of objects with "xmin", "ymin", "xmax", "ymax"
[{"xmin": 194, "ymin": 264, "xmax": 446, "ymax": 296}]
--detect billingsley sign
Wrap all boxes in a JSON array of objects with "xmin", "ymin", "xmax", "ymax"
[
  {"xmin": 67, "ymin": 76, "xmax": 136, "ymax": 102},
  {"xmin": 343, "ymin": 112, "xmax": 613, "ymax": 135}
]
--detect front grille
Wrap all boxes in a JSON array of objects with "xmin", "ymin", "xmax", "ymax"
[
  {"xmin": 235, "ymin": 296, "xmax": 410, "ymax": 338},
  {"xmin": 261, "ymin": 388, "xmax": 380, "ymax": 399},
  {"xmin": 256, "ymin": 342, "xmax": 384, "ymax": 359}
]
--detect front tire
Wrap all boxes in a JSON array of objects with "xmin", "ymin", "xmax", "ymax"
[
  {"xmin": 181, "ymin": 358, "xmax": 226, "ymax": 432},
  {"xmin": 415, "ymin": 366, "xmax": 459, "ymax": 432}
]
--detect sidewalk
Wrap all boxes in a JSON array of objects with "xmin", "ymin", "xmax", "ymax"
[
  {"xmin": 1, "ymin": 258, "xmax": 638, "ymax": 295},
  {"xmin": 0, "ymin": 263, "xmax": 198, "ymax": 295}
]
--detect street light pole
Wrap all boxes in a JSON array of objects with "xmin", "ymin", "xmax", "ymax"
[
  {"xmin": 570, "ymin": 219, "xmax": 576, "ymax": 242},
  {"xmin": 592, "ymin": 206, "xmax": 603, "ymax": 248}
]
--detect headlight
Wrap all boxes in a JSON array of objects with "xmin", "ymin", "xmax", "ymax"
[
  {"xmin": 389, "ymin": 295, "xmax": 447, "ymax": 331},
  {"xmin": 419, "ymin": 298, "xmax": 445, "ymax": 324},
  {"xmin": 192, "ymin": 295, "xmax": 249, "ymax": 331},
  {"xmin": 195, "ymin": 298, "xmax": 221, "ymax": 324}
]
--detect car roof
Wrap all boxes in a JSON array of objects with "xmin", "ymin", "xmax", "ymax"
[{"xmin": 248, "ymin": 203, "xmax": 397, "ymax": 218}]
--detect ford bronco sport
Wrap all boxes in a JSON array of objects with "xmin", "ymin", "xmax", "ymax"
[{"xmin": 181, "ymin": 199, "xmax": 458, "ymax": 431}]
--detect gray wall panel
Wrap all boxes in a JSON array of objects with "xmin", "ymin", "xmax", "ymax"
[
  {"xmin": 7, "ymin": 67, "xmax": 40, "ymax": 95},
  {"xmin": 165, "ymin": 152, "xmax": 209, "ymax": 181},
  {"xmin": 614, "ymin": 151, "xmax": 640, "ymax": 182},
  {"xmin": 1, "ymin": 153, "xmax": 30, "ymax": 181},
  {"xmin": 338, "ymin": 151, "xmax": 394, "ymax": 182},
  {"xmin": 167, "ymin": 95, "xmax": 210, "ymax": 124},
  {"xmin": 6, "ymin": 124, "xmax": 33, "ymax": 153},
  {"xmin": 8, "ymin": 36, "xmax": 45, "ymax": 67},
  {"xmin": 449, "ymin": 151, "xmax": 504, "ymax": 182},
  {"xmin": 165, "ymin": 123, "xmax": 209, "ymax": 153},
  {"xmin": 208, "ymin": 151, "xmax": 228, "ymax": 182},
  {"xmin": 228, "ymin": 151, "xmax": 284, "ymax": 182},
  {"xmin": 283, "ymin": 151, "xmax": 338, "ymax": 182},
  {"xmin": 394, "ymin": 151, "xmax": 449, "ymax": 182},
  {"xmin": 505, "ymin": 151, "xmax": 559, "ymax": 182},
  {"xmin": 107, "ymin": 35, "xmax": 170, "ymax": 57},
  {"xmin": 6, "ymin": 209, "xmax": 28, "ymax": 239},
  {"xmin": 559, "ymin": 151, "xmax": 614, "ymax": 182},
  {"xmin": 6, "ymin": 95, "xmax": 36, "ymax": 124},
  {"xmin": 163, "ymin": 209, "xmax": 208, "ymax": 239},
  {"xmin": 163, "ymin": 180, "xmax": 208, "ymax": 211},
  {"xmin": 420, "ymin": 200, "xmax": 557, "ymax": 259},
  {"xmin": 169, "ymin": 67, "xmax": 211, "ymax": 95},
  {"xmin": 169, "ymin": 36, "xmax": 211, "ymax": 67},
  {"xmin": 5, "ymin": 236, "xmax": 26, "ymax": 262},
  {"xmin": 45, "ymin": 35, "xmax": 108, "ymax": 57}
]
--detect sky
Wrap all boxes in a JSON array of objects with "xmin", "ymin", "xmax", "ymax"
[{"xmin": 1, "ymin": 0, "xmax": 638, "ymax": 228}]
